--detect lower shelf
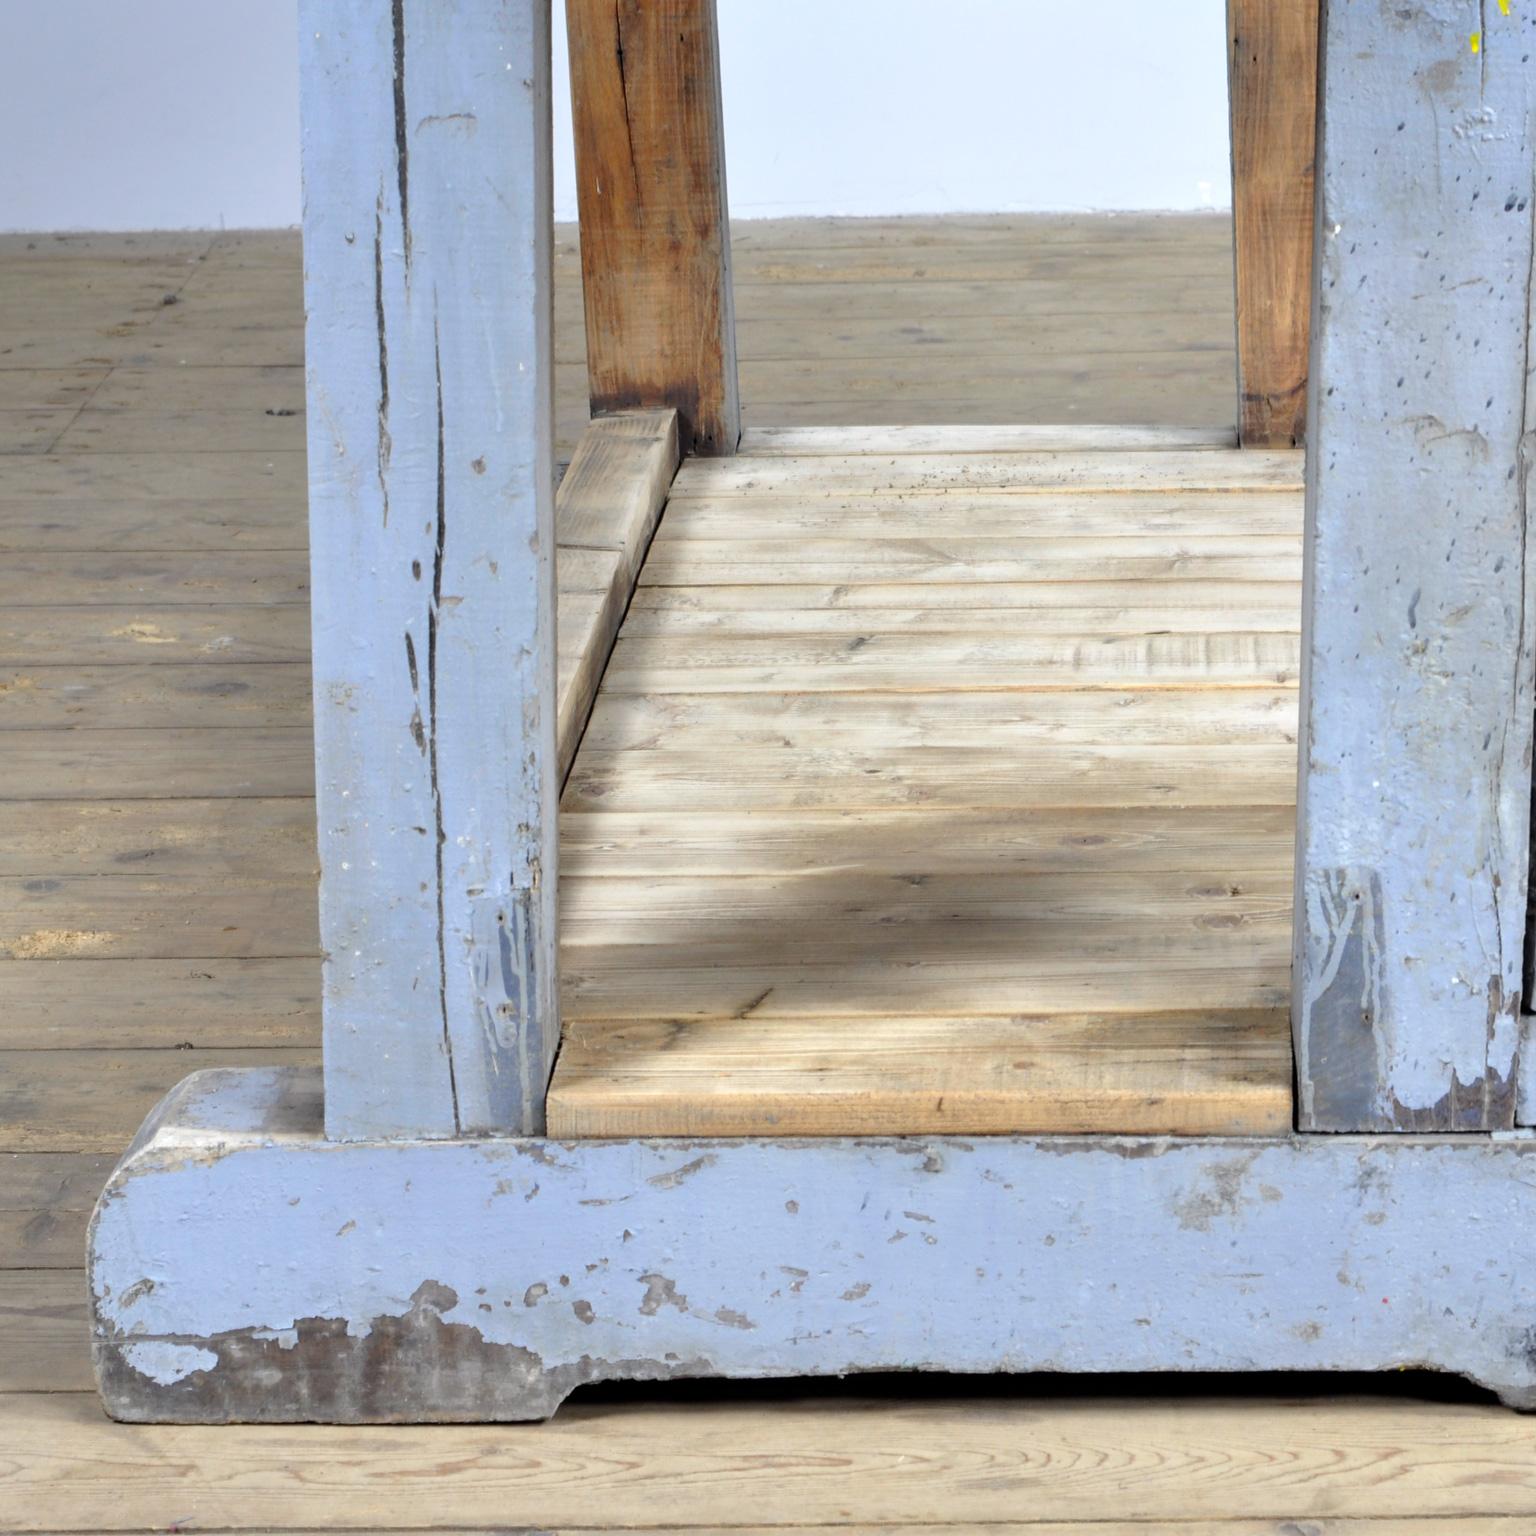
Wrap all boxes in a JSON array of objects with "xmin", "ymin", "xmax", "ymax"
[{"xmin": 551, "ymin": 425, "xmax": 1304, "ymax": 1138}]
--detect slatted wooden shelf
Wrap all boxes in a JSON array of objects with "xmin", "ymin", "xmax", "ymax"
[{"xmin": 547, "ymin": 426, "xmax": 1304, "ymax": 1137}]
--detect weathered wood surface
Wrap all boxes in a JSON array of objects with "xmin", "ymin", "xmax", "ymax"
[
  {"xmin": 553, "ymin": 1011, "xmax": 1293, "ymax": 1137},
  {"xmin": 299, "ymin": 0, "xmax": 559, "ymax": 1138},
  {"xmin": 0, "ymin": 1271, "xmax": 89, "ymax": 1392},
  {"xmin": 1293, "ymin": 0, "xmax": 1536, "ymax": 1131},
  {"xmin": 5, "ymin": 215, "xmax": 1535, "ymax": 1530},
  {"xmin": 1226, "ymin": 0, "xmax": 1317, "ymax": 446},
  {"xmin": 90, "ymin": 1065, "xmax": 1536, "ymax": 1424},
  {"xmin": 550, "ymin": 432, "xmax": 1300, "ymax": 1136},
  {"xmin": 0, "ymin": 214, "xmax": 1242, "ymax": 442},
  {"xmin": 554, "ymin": 410, "xmax": 680, "ymax": 771},
  {"xmin": 10, "ymin": 1388, "xmax": 1536, "ymax": 1534},
  {"xmin": 668, "ymin": 448, "xmax": 1301, "ymax": 495},
  {"xmin": 0, "ymin": 1049, "xmax": 321, "ymax": 1154},
  {"xmin": 741, "ymin": 424, "xmax": 1239, "ymax": 454},
  {"xmin": 566, "ymin": 0, "xmax": 739, "ymax": 453},
  {"xmin": 0, "ymin": 1154, "xmax": 117, "ymax": 1269}
]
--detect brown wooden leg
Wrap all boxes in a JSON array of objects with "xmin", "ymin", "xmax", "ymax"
[
  {"xmin": 566, "ymin": 0, "xmax": 740, "ymax": 456},
  {"xmin": 1227, "ymin": 0, "xmax": 1318, "ymax": 448}
]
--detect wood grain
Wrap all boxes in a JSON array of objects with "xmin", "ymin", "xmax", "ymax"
[
  {"xmin": 0, "ymin": 1047, "xmax": 320, "ymax": 1153},
  {"xmin": 0, "ymin": 1155, "xmax": 117, "ymax": 1270},
  {"xmin": 566, "ymin": 0, "xmax": 739, "ymax": 453},
  {"xmin": 6, "ymin": 1389, "xmax": 1536, "ymax": 1530},
  {"xmin": 741, "ymin": 424, "xmax": 1239, "ymax": 454},
  {"xmin": 669, "ymin": 448, "xmax": 1302, "ymax": 496},
  {"xmin": 1227, "ymin": 0, "xmax": 1318, "ymax": 447},
  {"xmin": 0, "ymin": 957, "xmax": 318, "ymax": 1051},
  {"xmin": 549, "ymin": 430, "xmax": 1299, "ymax": 1136},
  {"xmin": 0, "ymin": 1271, "xmax": 89, "ymax": 1391},
  {"xmin": 555, "ymin": 411, "xmax": 681, "ymax": 772},
  {"xmin": 551, "ymin": 1010, "xmax": 1293, "ymax": 1136}
]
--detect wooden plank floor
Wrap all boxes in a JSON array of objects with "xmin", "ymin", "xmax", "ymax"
[
  {"xmin": 5, "ymin": 218, "xmax": 1535, "ymax": 1533},
  {"xmin": 549, "ymin": 430, "xmax": 1300, "ymax": 1137}
]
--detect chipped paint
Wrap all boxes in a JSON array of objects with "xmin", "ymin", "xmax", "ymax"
[
  {"xmin": 300, "ymin": 0, "xmax": 558, "ymax": 1141},
  {"xmin": 88, "ymin": 1068, "xmax": 1536, "ymax": 1421},
  {"xmin": 1296, "ymin": 0, "xmax": 1536, "ymax": 1129},
  {"xmin": 121, "ymin": 1340, "xmax": 219, "ymax": 1387}
]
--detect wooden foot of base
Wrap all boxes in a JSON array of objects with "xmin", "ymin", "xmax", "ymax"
[{"xmin": 90, "ymin": 1067, "xmax": 1536, "ymax": 1421}]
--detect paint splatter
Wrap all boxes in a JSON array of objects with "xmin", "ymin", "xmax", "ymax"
[{"xmin": 1470, "ymin": 30, "xmax": 1481, "ymax": 53}]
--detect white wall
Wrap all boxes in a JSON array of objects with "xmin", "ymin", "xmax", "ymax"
[
  {"xmin": 0, "ymin": 0, "xmax": 302, "ymax": 232},
  {"xmin": 0, "ymin": 0, "xmax": 1231, "ymax": 232},
  {"xmin": 709, "ymin": 1, "xmax": 1232, "ymax": 218}
]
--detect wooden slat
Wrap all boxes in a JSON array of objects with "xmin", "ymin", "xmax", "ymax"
[
  {"xmin": 728, "ymin": 256, "xmax": 1234, "ymax": 286},
  {"xmin": 0, "ymin": 550, "xmax": 309, "ymax": 601},
  {"xmin": 0, "ymin": 1155, "xmax": 117, "ymax": 1270},
  {"xmin": 0, "ymin": 370, "xmax": 110, "ymax": 412},
  {"xmin": 554, "ymin": 411, "xmax": 681, "ymax": 773},
  {"xmin": 564, "ymin": 744, "xmax": 1297, "ymax": 812},
  {"xmin": 7, "ymin": 1389, "xmax": 1536, "ymax": 1530},
  {"xmin": 619, "ymin": 601, "xmax": 1305, "ymax": 637},
  {"xmin": 744, "ymin": 389, "xmax": 1237, "ymax": 429},
  {"xmin": 556, "ymin": 408, "xmax": 680, "ymax": 577},
  {"xmin": 0, "ymin": 956, "xmax": 318, "ymax": 1051},
  {"xmin": 2, "ymin": 728, "xmax": 313, "ymax": 799},
  {"xmin": 1227, "ymin": 0, "xmax": 1318, "ymax": 447},
  {"xmin": 562, "ymin": 866, "xmax": 1292, "ymax": 929},
  {"xmin": 741, "ymin": 424, "xmax": 1239, "ymax": 454},
  {"xmin": 580, "ymin": 689, "xmax": 1298, "ymax": 749},
  {"xmin": 639, "ymin": 538, "xmax": 1302, "ymax": 587},
  {"xmin": 722, "ymin": 275, "xmax": 1234, "ymax": 319},
  {"xmin": 58, "ymin": 407, "xmax": 305, "ymax": 455},
  {"xmin": 659, "ymin": 489, "xmax": 1304, "ymax": 537},
  {"xmin": 0, "ymin": 1048, "xmax": 319, "ymax": 1153},
  {"xmin": 0, "ymin": 664, "xmax": 311, "ymax": 729},
  {"xmin": 549, "ymin": 1010, "xmax": 1292, "ymax": 1137},
  {"xmin": 0, "ymin": 873, "xmax": 318, "ymax": 960},
  {"xmin": 720, "ymin": 309, "xmax": 1238, "ymax": 360},
  {"xmin": 0, "ymin": 797, "xmax": 314, "ymax": 878},
  {"xmin": 671, "ymin": 449, "xmax": 1302, "ymax": 497},
  {"xmin": 0, "ymin": 1272, "xmax": 89, "ymax": 1392},
  {"xmin": 0, "ymin": 605, "xmax": 308, "ymax": 664},
  {"xmin": 557, "ymin": 572, "xmax": 625, "ymax": 776},
  {"xmin": 0, "ymin": 450, "xmax": 306, "ymax": 505},
  {"xmin": 560, "ymin": 806, "xmax": 1298, "ymax": 877},
  {"xmin": 562, "ymin": 954, "xmax": 1289, "ymax": 1024},
  {"xmin": 567, "ymin": 0, "xmax": 739, "ymax": 453},
  {"xmin": 629, "ymin": 578, "xmax": 1302, "ymax": 614},
  {"xmin": 596, "ymin": 633, "xmax": 1301, "ymax": 693}
]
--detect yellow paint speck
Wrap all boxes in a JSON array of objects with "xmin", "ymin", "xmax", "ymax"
[
  {"xmin": 1470, "ymin": 30, "xmax": 1481, "ymax": 52},
  {"xmin": 1499, "ymin": 0, "xmax": 1511, "ymax": 16}
]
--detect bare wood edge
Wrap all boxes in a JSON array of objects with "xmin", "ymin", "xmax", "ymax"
[
  {"xmin": 547, "ymin": 1008, "xmax": 1295, "ymax": 1140},
  {"xmin": 556, "ymin": 410, "xmax": 683, "ymax": 781},
  {"xmin": 740, "ymin": 424, "xmax": 1241, "ymax": 455}
]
